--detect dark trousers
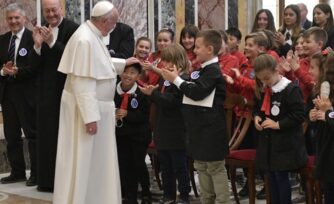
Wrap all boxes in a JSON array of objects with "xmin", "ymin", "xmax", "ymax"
[
  {"xmin": 2, "ymin": 92, "xmax": 36, "ymax": 178},
  {"xmin": 267, "ymin": 171, "xmax": 291, "ymax": 204},
  {"xmin": 322, "ymin": 181, "xmax": 334, "ymax": 204},
  {"xmin": 116, "ymin": 135, "xmax": 150, "ymax": 200},
  {"xmin": 157, "ymin": 149, "xmax": 191, "ymax": 200}
]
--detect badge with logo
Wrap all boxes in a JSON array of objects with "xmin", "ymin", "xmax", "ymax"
[
  {"xmin": 163, "ymin": 80, "xmax": 171, "ymax": 87},
  {"xmin": 191, "ymin": 71, "xmax": 200, "ymax": 80},
  {"xmin": 329, "ymin": 111, "xmax": 334, "ymax": 119},
  {"xmin": 19, "ymin": 48, "xmax": 27, "ymax": 56},
  {"xmin": 131, "ymin": 98, "xmax": 138, "ymax": 109},
  {"xmin": 271, "ymin": 105, "xmax": 280, "ymax": 116}
]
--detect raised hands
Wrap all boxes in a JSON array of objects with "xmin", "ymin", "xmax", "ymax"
[
  {"xmin": 2, "ymin": 61, "xmax": 18, "ymax": 76},
  {"xmin": 32, "ymin": 25, "xmax": 54, "ymax": 48}
]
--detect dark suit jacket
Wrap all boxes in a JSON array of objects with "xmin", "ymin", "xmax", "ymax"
[
  {"xmin": 107, "ymin": 22, "xmax": 135, "ymax": 59},
  {"xmin": 0, "ymin": 28, "xmax": 35, "ymax": 105},
  {"xmin": 303, "ymin": 19, "xmax": 312, "ymax": 30}
]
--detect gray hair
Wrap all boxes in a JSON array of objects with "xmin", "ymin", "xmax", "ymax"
[{"xmin": 5, "ymin": 3, "xmax": 26, "ymax": 16}]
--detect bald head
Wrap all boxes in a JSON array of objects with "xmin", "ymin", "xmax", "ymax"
[{"xmin": 42, "ymin": 0, "xmax": 63, "ymax": 27}]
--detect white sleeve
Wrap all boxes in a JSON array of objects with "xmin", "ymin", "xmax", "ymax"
[
  {"xmin": 111, "ymin": 57, "xmax": 126, "ymax": 75},
  {"xmin": 69, "ymin": 75, "xmax": 101, "ymax": 124}
]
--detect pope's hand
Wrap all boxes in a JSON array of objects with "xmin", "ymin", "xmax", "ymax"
[
  {"xmin": 126, "ymin": 57, "xmax": 140, "ymax": 66},
  {"xmin": 86, "ymin": 122, "xmax": 97, "ymax": 135}
]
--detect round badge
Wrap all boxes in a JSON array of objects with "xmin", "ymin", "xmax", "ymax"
[
  {"xmin": 19, "ymin": 48, "xmax": 27, "ymax": 56},
  {"xmin": 329, "ymin": 111, "xmax": 334, "ymax": 119},
  {"xmin": 271, "ymin": 105, "xmax": 280, "ymax": 116},
  {"xmin": 163, "ymin": 80, "xmax": 171, "ymax": 87},
  {"xmin": 249, "ymin": 70, "xmax": 255, "ymax": 79},
  {"xmin": 131, "ymin": 98, "xmax": 138, "ymax": 109},
  {"xmin": 191, "ymin": 71, "xmax": 200, "ymax": 80}
]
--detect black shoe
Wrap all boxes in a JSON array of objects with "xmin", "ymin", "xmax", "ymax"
[
  {"xmin": 256, "ymin": 187, "xmax": 266, "ymax": 200},
  {"xmin": 37, "ymin": 186, "xmax": 53, "ymax": 192},
  {"xmin": 159, "ymin": 197, "xmax": 175, "ymax": 204},
  {"xmin": 26, "ymin": 176, "xmax": 37, "ymax": 186},
  {"xmin": 238, "ymin": 184, "xmax": 249, "ymax": 197},
  {"xmin": 0, "ymin": 174, "xmax": 26, "ymax": 184}
]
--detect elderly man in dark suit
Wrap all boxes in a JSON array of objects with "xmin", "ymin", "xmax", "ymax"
[
  {"xmin": 30, "ymin": 0, "xmax": 78, "ymax": 192},
  {"xmin": 106, "ymin": 7, "xmax": 135, "ymax": 59},
  {"xmin": 0, "ymin": 3, "xmax": 37, "ymax": 186}
]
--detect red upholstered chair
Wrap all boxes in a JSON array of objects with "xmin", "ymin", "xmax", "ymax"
[{"xmin": 224, "ymin": 93, "xmax": 270, "ymax": 204}]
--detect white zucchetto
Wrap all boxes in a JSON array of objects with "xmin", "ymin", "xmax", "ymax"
[{"xmin": 91, "ymin": 1, "xmax": 114, "ymax": 17}]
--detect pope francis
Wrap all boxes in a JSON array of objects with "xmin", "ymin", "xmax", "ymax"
[{"xmin": 53, "ymin": 1, "xmax": 138, "ymax": 203}]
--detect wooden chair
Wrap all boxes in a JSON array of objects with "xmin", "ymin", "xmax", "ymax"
[{"xmin": 224, "ymin": 93, "xmax": 270, "ymax": 204}]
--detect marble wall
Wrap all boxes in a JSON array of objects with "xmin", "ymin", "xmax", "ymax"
[
  {"xmin": 198, "ymin": 0, "xmax": 225, "ymax": 30},
  {"xmin": 0, "ymin": 0, "xmax": 37, "ymax": 35}
]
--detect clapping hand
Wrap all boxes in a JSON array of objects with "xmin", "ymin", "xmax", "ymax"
[
  {"xmin": 32, "ymin": 26, "xmax": 44, "ymax": 48},
  {"xmin": 286, "ymin": 50, "xmax": 300, "ymax": 71},
  {"xmin": 313, "ymin": 95, "xmax": 332, "ymax": 112},
  {"xmin": 2, "ymin": 61, "xmax": 17, "ymax": 76},
  {"xmin": 139, "ymin": 84, "xmax": 158, "ymax": 96}
]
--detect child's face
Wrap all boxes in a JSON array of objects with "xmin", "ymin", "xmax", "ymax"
[
  {"xmin": 194, "ymin": 37, "xmax": 213, "ymax": 63},
  {"xmin": 256, "ymin": 69, "xmax": 280, "ymax": 88},
  {"xmin": 218, "ymin": 40, "xmax": 228, "ymax": 55},
  {"xmin": 120, "ymin": 67, "xmax": 140, "ymax": 89},
  {"xmin": 244, "ymin": 38, "xmax": 260, "ymax": 60},
  {"xmin": 303, "ymin": 35, "xmax": 322, "ymax": 56},
  {"xmin": 157, "ymin": 32, "xmax": 173, "ymax": 51},
  {"xmin": 314, "ymin": 7, "xmax": 329, "ymax": 27},
  {"xmin": 309, "ymin": 58, "xmax": 320, "ymax": 83},
  {"xmin": 295, "ymin": 37, "xmax": 304, "ymax": 56},
  {"xmin": 181, "ymin": 33, "xmax": 195, "ymax": 51},
  {"xmin": 227, "ymin": 34, "xmax": 239, "ymax": 51},
  {"xmin": 284, "ymin": 8, "xmax": 297, "ymax": 28},
  {"xmin": 257, "ymin": 11, "xmax": 269, "ymax": 29},
  {"xmin": 136, "ymin": 40, "xmax": 151, "ymax": 60}
]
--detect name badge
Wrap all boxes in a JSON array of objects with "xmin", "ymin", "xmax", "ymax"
[
  {"xmin": 271, "ymin": 105, "xmax": 280, "ymax": 116},
  {"xmin": 329, "ymin": 111, "xmax": 334, "ymax": 119},
  {"xmin": 191, "ymin": 71, "xmax": 200, "ymax": 80},
  {"xmin": 163, "ymin": 80, "xmax": 171, "ymax": 87},
  {"xmin": 19, "ymin": 48, "xmax": 27, "ymax": 56},
  {"xmin": 131, "ymin": 98, "xmax": 138, "ymax": 109}
]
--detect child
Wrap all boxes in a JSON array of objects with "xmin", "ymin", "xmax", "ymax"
[
  {"xmin": 140, "ymin": 44, "xmax": 191, "ymax": 204},
  {"xmin": 115, "ymin": 63, "xmax": 152, "ymax": 204},
  {"xmin": 226, "ymin": 27, "xmax": 248, "ymax": 65},
  {"xmin": 284, "ymin": 27, "xmax": 327, "ymax": 102},
  {"xmin": 218, "ymin": 30, "xmax": 239, "ymax": 77},
  {"xmin": 141, "ymin": 28, "xmax": 174, "ymax": 85},
  {"xmin": 180, "ymin": 24, "xmax": 201, "ymax": 72},
  {"xmin": 134, "ymin": 37, "xmax": 152, "ymax": 85},
  {"xmin": 162, "ymin": 30, "xmax": 230, "ymax": 204},
  {"xmin": 135, "ymin": 37, "xmax": 152, "ymax": 62},
  {"xmin": 253, "ymin": 54, "xmax": 308, "ymax": 204},
  {"xmin": 310, "ymin": 53, "xmax": 334, "ymax": 204}
]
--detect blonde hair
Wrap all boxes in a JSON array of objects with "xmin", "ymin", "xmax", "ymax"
[{"xmin": 160, "ymin": 44, "xmax": 189, "ymax": 74}]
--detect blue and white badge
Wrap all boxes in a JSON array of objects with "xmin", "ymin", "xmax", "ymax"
[
  {"xmin": 249, "ymin": 70, "xmax": 255, "ymax": 79},
  {"xmin": 19, "ymin": 48, "xmax": 27, "ymax": 56},
  {"xmin": 329, "ymin": 111, "xmax": 334, "ymax": 119},
  {"xmin": 163, "ymin": 80, "xmax": 171, "ymax": 87},
  {"xmin": 131, "ymin": 98, "xmax": 138, "ymax": 109},
  {"xmin": 191, "ymin": 71, "xmax": 200, "ymax": 80}
]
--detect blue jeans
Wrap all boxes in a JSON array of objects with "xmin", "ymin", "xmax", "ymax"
[
  {"xmin": 267, "ymin": 171, "xmax": 291, "ymax": 204},
  {"xmin": 157, "ymin": 149, "xmax": 191, "ymax": 200}
]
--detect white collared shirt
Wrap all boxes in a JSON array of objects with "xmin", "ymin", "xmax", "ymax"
[
  {"xmin": 201, "ymin": 57, "xmax": 219, "ymax": 69},
  {"xmin": 12, "ymin": 27, "xmax": 25, "ymax": 64}
]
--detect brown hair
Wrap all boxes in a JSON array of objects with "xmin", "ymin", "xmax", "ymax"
[
  {"xmin": 324, "ymin": 54, "xmax": 334, "ymax": 103},
  {"xmin": 310, "ymin": 53, "xmax": 328, "ymax": 96},
  {"xmin": 196, "ymin": 29, "xmax": 222, "ymax": 55},
  {"xmin": 303, "ymin": 27, "xmax": 328, "ymax": 48},
  {"xmin": 245, "ymin": 32, "xmax": 268, "ymax": 49},
  {"xmin": 254, "ymin": 54, "xmax": 277, "ymax": 99},
  {"xmin": 135, "ymin": 36, "xmax": 152, "ymax": 48},
  {"xmin": 160, "ymin": 44, "xmax": 189, "ymax": 74}
]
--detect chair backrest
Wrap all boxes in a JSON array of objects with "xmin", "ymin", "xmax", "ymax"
[{"xmin": 224, "ymin": 92, "xmax": 254, "ymax": 151}]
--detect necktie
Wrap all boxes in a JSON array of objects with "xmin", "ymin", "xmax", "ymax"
[
  {"xmin": 7, "ymin": 35, "xmax": 17, "ymax": 62},
  {"xmin": 261, "ymin": 87, "xmax": 272, "ymax": 116},
  {"xmin": 285, "ymin": 32, "xmax": 291, "ymax": 41},
  {"xmin": 120, "ymin": 93, "xmax": 130, "ymax": 110}
]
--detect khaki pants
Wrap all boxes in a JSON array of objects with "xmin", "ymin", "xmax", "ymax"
[{"xmin": 194, "ymin": 160, "xmax": 230, "ymax": 204}]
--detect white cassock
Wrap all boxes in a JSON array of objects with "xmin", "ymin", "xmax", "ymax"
[{"xmin": 53, "ymin": 20, "xmax": 125, "ymax": 204}]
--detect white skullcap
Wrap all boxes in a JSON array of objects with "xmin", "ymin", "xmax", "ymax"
[{"xmin": 91, "ymin": 1, "xmax": 114, "ymax": 17}]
